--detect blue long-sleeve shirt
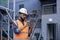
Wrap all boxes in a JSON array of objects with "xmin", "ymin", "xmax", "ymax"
[{"xmin": 14, "ymin": 24, "xmax": 20, "ymax": 34}]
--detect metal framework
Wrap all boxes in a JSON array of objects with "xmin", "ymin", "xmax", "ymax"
[
  {"xmin": 0, "ymin": 6, "xmax": 14, "ymax": 40},
  {"xmin": 0, "ymin": 0, "xmax": 42, "ymax": 40}
]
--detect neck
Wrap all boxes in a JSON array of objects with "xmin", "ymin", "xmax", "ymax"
[{"xmin": 19, "ymin": 17, "xmax": 24, "ymax": 22}]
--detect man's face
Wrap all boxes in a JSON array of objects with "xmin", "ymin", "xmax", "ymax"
[{"xmin": 19, "ymin": 13, "xmax": 27, "ymax": 20}]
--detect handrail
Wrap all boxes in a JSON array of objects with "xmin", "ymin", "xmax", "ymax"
[
  {"xmin": 30, "ymin": 18, "xmax": 38, "ymax": 40},
  {"xmin": 6, "ymin": 9, "xmax": 13, "ymax": 21},
  {"xmin": 0, "ymin": 10, "xmax": 13, "ymax": 40},
  {"xmin": 0, "ymin": 6, "xmax": 14, "ymax": 12}
]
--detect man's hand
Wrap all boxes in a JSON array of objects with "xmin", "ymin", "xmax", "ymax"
[{"xmin": 18, "ymin": 22, "xmax": 28, "ymax": 32}]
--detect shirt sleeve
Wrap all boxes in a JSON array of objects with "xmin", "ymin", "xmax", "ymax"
[{"xmin": 13, "ymin": 24, "xmax": 20, "ymax": 34}]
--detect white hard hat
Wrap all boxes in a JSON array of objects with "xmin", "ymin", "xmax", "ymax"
[{"xmin": 18, "ymin": 8, "xmax": 28, "ymax": 15}]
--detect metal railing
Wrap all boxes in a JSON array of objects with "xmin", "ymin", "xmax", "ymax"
[
  {"xmin": 29, "ymin": 14, "xmax": 40, "ymax": 40},
  {"xmin": 0, "ymin": 8, "xmax": 14, "ymax": 40}
]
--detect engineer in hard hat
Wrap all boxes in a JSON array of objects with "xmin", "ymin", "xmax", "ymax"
[{"xmin": 12, "ymin": 8, "xmax": 30, "ymax": 40}]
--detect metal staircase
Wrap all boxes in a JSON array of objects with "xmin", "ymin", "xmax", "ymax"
[
  {"xmin": 0, "ymin": 7, "xmax": 14, "ymax": 40},
  {"xmin": 30, "ymin": 18, "xmax": 38, "ymax": 39},
  {"xmin": 28, "ymin": 14, "xmax": 42, "ymax": 40}
]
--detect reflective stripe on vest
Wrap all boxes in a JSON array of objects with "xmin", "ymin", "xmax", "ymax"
[
  {"xmin": 18, "ymin": 32, "xmax": 28, "ymax": 34},
  {"xmin": 13, "ymin": 20, "xmax": 28, "ymax": 38}
]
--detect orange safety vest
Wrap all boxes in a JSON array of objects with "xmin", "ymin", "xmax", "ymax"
[{"xmin": 13, "ymin": 20, "xmax": 28, "ymax": 38}]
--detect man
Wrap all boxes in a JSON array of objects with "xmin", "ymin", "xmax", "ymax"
[{"xmin": 13, "ymin": 8, "xmax": 29, "ymax": 40}]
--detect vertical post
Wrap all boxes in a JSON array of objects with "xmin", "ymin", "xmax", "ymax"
[
  {"xmin": 8, "ymin": 0, "xmax": 9, "ymax": 40},
  {"xmin": 8, "ymin": 15, "xmax": 10, "ymax": 40},
  {"xmin": 1, "ymin": 13, "xmax": 3, "ymax": 40},
  {"xmin": 1, "ymin": 23, "xmax": 2, "ymax": 40},
  {"xmin": 13, "ymin": 0, "xmax": 15, "ymax": 39},
  {"xmin": 13, "ymin": 0, "xmax": 15, "ymax": 20},
  {"xmin": 8, "ymin": 0, "xmax": 9, "ymax": 8}
]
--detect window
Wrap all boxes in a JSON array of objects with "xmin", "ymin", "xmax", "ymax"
[
  {"xmin": 19, "ymin": 4, "xmax": 24, "ymax": 9},
  {"xmin": 32, "ymin": 10, "xmax": 37, "ymax": 14},
  {"xmin": 42, "ymin": 4, "xmax": 56, "ymax": 14}
]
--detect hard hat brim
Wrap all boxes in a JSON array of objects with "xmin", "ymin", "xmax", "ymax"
[{"xmin": 19, "ymin": 12, "xmax": 28, "ymax": 15}]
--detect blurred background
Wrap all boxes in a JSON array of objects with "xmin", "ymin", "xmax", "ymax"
[{"xmin": 0, "ymin": 0, "xmax": 60, "ymax": 40}]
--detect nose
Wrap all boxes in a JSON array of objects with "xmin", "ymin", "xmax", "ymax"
[{"xmin": 24, "ymin": 15, "xmax": 27, "ymax": 17}]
